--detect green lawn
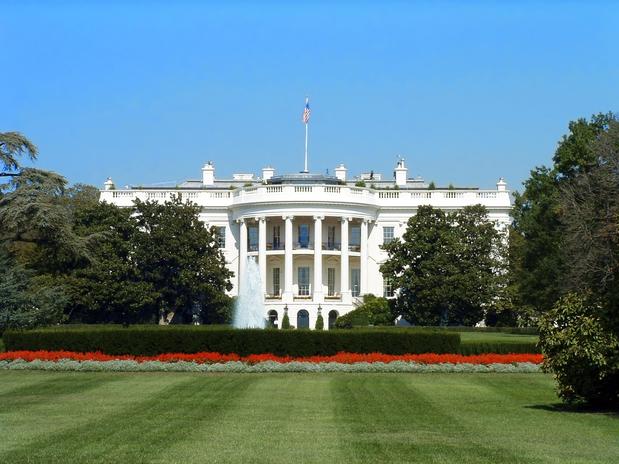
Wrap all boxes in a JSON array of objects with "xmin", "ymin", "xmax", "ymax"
[{"xmin": 0, "ymin": 372, "xmax": 616, "ymax": 463}]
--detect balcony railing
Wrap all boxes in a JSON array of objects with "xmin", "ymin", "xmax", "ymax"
[
  {"xmin": 297, "ymin": 285, "xmax": 310, "ymax": 297},
  {"xmin": 293, "ymin": 242, "xmax": 314, "ymax": 250},
  {"xmin": 348, "ymin": 244, "xmax": 361, "ymax": 252},
  {"xmin": 323, "ymin": 242, "xmax": 341, "ymax": 251},
  {"xmin": 267, "ymin": 242, "xmax": 284, "ymax": 250}
]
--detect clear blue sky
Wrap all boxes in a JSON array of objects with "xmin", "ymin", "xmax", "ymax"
[{"xmin": 3, "ymin": 1, "xmax": 617, "ymax": 190}]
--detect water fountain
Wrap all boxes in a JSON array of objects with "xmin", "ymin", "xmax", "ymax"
[{"xmin": 233, "ymin": 257, "xmax": 266, "ymax": 328}]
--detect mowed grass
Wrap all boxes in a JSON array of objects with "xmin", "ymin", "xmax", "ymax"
[{"xmin": 0, "ymin": 372, "xmax": 616, "ymax": 463}]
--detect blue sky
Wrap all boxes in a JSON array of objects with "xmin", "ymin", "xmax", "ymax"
[{"xmin": 3, "ymin": 1, "xmax": 617, "ymax": 190}]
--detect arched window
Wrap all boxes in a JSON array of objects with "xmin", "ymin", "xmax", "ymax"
[
  {"xmin": 297, "ymin": 309, "xmax": 310, "ymax": 329},
  {"xmin": 328, "ymin": 310, "xmax": 339, "ymax": 329},
  {"xmin": 267, "ymin": 310, "xmax": 278, "ymax": 328}
]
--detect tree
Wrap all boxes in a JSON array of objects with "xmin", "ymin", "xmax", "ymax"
[
  {"xmin": 538, "ymin": 118, "xmax": 619, "ymax": 408},
  {"xmin": 560, "ymin": 120, "xmax": 619, "ymax": 328},
  {"xmin": 335, "ymin": 294, "xmax": 394, "ymax": 328},
  {"xmin": 509, "ymin": 113, "xmax": 616, "ymax": 319},
  {"xmin": 0, "ymin": 133, "xmax": 82, "ymax": 329},
  {"xmin": 380, "ymin": 205, "xmax": 506, "ymax": 326},
  {"xmin": 0, "ymin": 248, "xmax": 66, "ymax": 333},
  {"xmin": 0, "ymin": 168, "xmax": 95, "ymax": 274},
  {"xmin": 539, "ymin": 293, "xmax": 619, "ymax": 407},
  {"xmin": 132, "ymin": 195, "xmax": 233, "ymax": 324},
  {"xmin": 64, "ymin": 201, "xmax": 158, "ymax": 324},
  {"xmin": 0, "ymin": 131, "xmax": 38, "ymax": 184}
]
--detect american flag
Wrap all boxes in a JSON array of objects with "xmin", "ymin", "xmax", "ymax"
[{"xmin": 302, "ymin": 98, "xmax": 311, "ymax": 124}]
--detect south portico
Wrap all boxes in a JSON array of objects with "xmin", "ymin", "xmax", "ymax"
[{"xmin": 235, "ymin": 211, "xmax": 374, "ymax": 328}]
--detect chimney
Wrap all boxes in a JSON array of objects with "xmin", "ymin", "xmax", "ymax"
[
  {"xmin": 103, "ymin": 177, "xmax": 115, "ymax": 190},
  {"xmin": 496, "ymin": 177, "xmax": 507, "ymax": 191},
  {"xmin": 335, "ymin": 164, "xmax": 347, "ymax": 182},
  {"xmin": 394, "ymin": 158, "xmax": 407, "ymax": 186},
  {"xmin": 202, "ymin": 161, "xmax": 215, "ymax": 186},
  {"xmin": 262, "ymin": 165, "xmax": 275, "ymax": 182}
]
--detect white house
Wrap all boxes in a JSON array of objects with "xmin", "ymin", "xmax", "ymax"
[{"xmin": 100, "ymin": 159, "xmax": 511, "ymax": 329}]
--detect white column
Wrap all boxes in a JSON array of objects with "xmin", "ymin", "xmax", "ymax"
[
  {"xmin": 313, "ymin": 215, "xmax": 324, "ymax": 302},
  {"xmin": 258, "ymin": 216, "xmax": 267, "ymax": 296},
  {"xmin": 284, "ymin": 215, "xmax": 294, "ymax": 301},
  {"xmin": 360, "ymin": 219, "xmax": 368, "ymax": 296},
  {"xmin": 340, "ymin": 217, "xmax": 350, "ymax": 301},
  {"xmin": 238, "ymin": 219, "xmax": 247, "ymax": 291}
]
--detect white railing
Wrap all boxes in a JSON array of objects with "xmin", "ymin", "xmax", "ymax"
[
  {"xmin": 209, "ymin": 191, "xmax": 231, "ymax": 198},
  {"xmin": 378, "ymin": 191, "xmax": 400, "ymax": 199},
  {"xmin": 104, "ymin": 185, "xmax": 509, "ymax": 209},
  {"xmin": 112, "ymin": 191, "xmax": 135, "ymax": 198}
]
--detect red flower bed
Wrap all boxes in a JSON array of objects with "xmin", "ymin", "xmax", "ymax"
[{"xmin": 0, "ymin": 350, "xmax": 543, "ymax": 365}]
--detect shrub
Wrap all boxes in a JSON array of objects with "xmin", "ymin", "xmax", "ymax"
[
  {"xmin": 2, "ymin": 326, "xmax": 461, "ymax": 357},
  {"xmin": 538, "ymin": 293, "xmax": 619, "ymax": 407},
  {"xmin": 458, "ymin": 342, "xmax": 540, "ymax": 355},
  {"xmin": 335, "ymin": 295, "xmax": 394, "ymax": 328},
  {"xmin": 281, "ymin": 312, "xmax": 291, "ymax": 330},
  {"xmin": 315, "ymin": 313, "xmax": 324, "ymax": 330}
]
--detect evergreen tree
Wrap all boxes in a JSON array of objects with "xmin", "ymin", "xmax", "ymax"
[{"xmin": 380, "ymin": 205, "xmax": 505, "ymax": 326}]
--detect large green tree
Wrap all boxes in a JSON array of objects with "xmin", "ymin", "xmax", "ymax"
[
  {"xmin": 380, "ymin": 205, "xmax": 506, "ymax": 326},
  {"xmin": 509, "ymin": 113, "xmax": 615, "ymax": 319},
  {"xmin": 132, "ymin": 196, "xmax": 233, "ymax": 324},
  {"xmin": 0, "ymin": 132, "xmax": 72, "ymax": 330},
  {"xmin": 559, "ymin": 120, "xmax": 619, "ymax": 329},
  {"xmin": 536, "ymin": 117, "xmax": 619, "ymax": 408},
  {"xmin": 64, "ymin": 201, "xmax": 158, "ymax": 324}
]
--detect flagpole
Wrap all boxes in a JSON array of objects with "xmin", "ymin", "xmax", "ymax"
[{"xmin": 304, "ymin": 121, "xmax": 308, "ymax": 173}]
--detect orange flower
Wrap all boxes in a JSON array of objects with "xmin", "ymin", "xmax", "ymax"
[{"xmin": 0, "ymin": 350, "xmax": 543, "ymax": 365}]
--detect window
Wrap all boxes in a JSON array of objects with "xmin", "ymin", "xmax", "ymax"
[
  {"xmin": 327, "ymin": 225, "xmax": 336, "ymax": 249},
  {"xmin": 350, "ymin": 226, "xmax": 361, "ymax": 245},
  {"xmin": 327, "ymin": 268, "xmax": 336, "ymax": 296},
  {"xmin": 298, "ymin": 266, "xmax": 310, "ymax": 296},
  {"xmin": 328, "ymin": 310, "xmax": 339, "ymax": 329},
  {"xmin": 272, "ymin": 268, "xmax": 280, "ymax": 296},
  {"xmin": 267, "ymin": 310, "xmax": 278, "ymax": 328},
  {"xmin": 297, "ymin": 309, "xmax": 310, "ymax": 329},
  {"xmin": 383, "ymin": 276, "xmax": 394, "ymax": 298},
  {"xmin": 272, "ymin": 225, "xmax": 281, "ymax": 249},
  {"xmin": 216, "ymin": 226, "xmax": 226, "ymax": 248},
  {"xmin": 350, "ymin": 226, "xmax": 361, "ymax": 251},
  {"xmin": 248, "ymin": 226, "xmax": 259, "ymax": 251},
  {"xmin": 383, "ymin": 226, "xmax": 395, "ymax": 245},
  {"xmin": 298, "ymin": 224, "xmax": 310, "ymax": 248},
  {"xmin": 351, "ymin": 268, "xmax": 360, "ymax": 297}
]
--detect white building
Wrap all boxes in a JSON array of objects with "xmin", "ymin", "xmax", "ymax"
[{"xmin": 100, "ymin": 159, "xmax": 511, "ymax": 329}]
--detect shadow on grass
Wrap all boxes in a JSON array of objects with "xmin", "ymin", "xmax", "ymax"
[{"xmin": 525, "ymin": 403, "xmax": 619, "ymax": 416}]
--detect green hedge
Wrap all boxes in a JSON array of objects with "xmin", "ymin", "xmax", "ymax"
[
  {"xmin": 459, "ymin": 342, "xmax": 540, "ymax": 355},
  {"xmin": 2, "ymin": 326, "xmax": 461, "ymax": 357}
]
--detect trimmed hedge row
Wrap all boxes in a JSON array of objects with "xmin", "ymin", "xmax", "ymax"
[
  {"xmin": 459, "ymin": 342, "xmax": 540, "ymax": 355},
  {"xmin": 2, "ymin": 327, "xmax": 461, "ymax": 357}
]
